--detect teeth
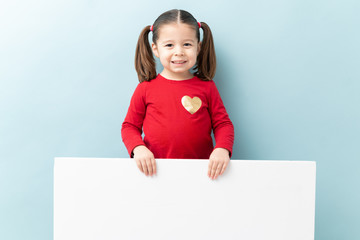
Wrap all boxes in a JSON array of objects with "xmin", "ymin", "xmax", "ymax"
[{"xmin": 172, "ymin": 61, "xmax": 186, "ymax": 63}]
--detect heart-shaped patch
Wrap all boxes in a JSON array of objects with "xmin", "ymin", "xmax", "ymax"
[{"xmin": 181, "ymin": 96, "xmax": 202, "ymax": 114}]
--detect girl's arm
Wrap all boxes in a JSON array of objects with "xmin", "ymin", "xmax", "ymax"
[
  {"xmin": 121, "ymin": 83, "xmax": 147, "ymax": 157},
  {"xmin": 207, "ymin": 81, "xmax": 234, "ymax": 180},
  {"xmin": 121, "ymin": 83, "xmax": 156, "ymax": 176}
]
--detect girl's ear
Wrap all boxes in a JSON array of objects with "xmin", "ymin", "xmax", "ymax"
[
  {"xmin": 152, "ymin": 43, "xmax": 159, "ymax": 58},
  {"xmin": 197, "ymin": 41, "xmax": 202, "ymax": 55}
]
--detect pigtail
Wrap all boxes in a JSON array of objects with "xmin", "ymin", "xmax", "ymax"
[
  {"xmin": 135, "ymin": 25, "xmax": 157, "ymax": 82},
  {"xmin": 195, "ymin": 22, "xmax": 216, "ymax": 81}
]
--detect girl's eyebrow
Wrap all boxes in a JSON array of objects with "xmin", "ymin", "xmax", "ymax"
[
  {"xmin": 161, "ymin": 39, "xmax": 196, "ymax": 44},
  {"xmin": 183, "ymin": 39, "xmax": 196, "ymax": 42},
  {"xmin": 160, "ymin": 40, "xmax": 173, "ymax": 44}
]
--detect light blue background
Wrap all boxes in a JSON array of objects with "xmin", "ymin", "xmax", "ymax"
[{"xmin": 0, "ymin": 0, "xmax": 359, "ymax": 239}]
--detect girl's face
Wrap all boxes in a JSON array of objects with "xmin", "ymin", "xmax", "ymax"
[{"xmin": 152, "ymin": 23, "xmax": 201, "ymax": 80}]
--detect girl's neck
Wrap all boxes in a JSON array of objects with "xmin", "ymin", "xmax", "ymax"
[{"xmin": 159, "ymin": 71, "xmax": 194, "ymax": 81}]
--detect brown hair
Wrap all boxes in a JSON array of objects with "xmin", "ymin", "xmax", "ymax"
[{"xmin": 134, "ymin": 9, "xmax": 216, "ymax": 82}]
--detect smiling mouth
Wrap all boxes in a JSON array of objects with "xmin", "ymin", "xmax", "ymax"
[{"xmin": 171, "ymin": 60, "xmax": 187, "ymax": 64}]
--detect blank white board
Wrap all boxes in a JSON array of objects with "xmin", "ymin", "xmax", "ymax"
[{"xmin": 54, "ymin": 158, "xmax": 316, "ymax": 240}]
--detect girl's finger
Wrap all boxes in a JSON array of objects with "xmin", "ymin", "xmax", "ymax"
[
  {"xmin": 211, "ymin": 161, "xmax": 219, "ymax": 179},
  {"xmin": 220, "ymin": 161, "xmax": 229, "ymax": 175},
  {"xmin": 145, "ymin": 158, "xmax": 153, "ymax": 175},
  {"xmin": 140, "ymin": 159, "xmax": 149, "ymax": 175},
  {"xmin": 214, "ymin": 163, "xmax": 223, "ymax": 179},
  {"xmin": 208, "ymin": 160, "xmax": 214, "ymax": 177}
]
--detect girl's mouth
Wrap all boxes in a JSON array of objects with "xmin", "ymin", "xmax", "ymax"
[{"xmin": 171, "ymin": 60, "xmax": 187, "ymax": 64}]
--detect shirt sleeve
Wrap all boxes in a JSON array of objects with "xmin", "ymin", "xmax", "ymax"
[
  {"xmin": 121, "ymin": 83, "xmax": 147, "ymax": 157},
  {"xmin": 208, "ymin": 81, "xmax": 235, "ymax": 157}
]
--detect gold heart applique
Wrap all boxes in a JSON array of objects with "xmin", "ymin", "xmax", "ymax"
[{"xmin": 181, "ymin": 96, "xmax": 202, "ymax": 114}]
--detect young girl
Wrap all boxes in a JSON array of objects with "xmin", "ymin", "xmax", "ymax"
[{"xmin": 121, "ymin": 9, "xmax": 234, "ymax": 180}]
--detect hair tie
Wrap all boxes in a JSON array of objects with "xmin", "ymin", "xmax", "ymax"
[
  {"xmin": 197, "ymin": 22, "xmax": 201, "ymax": 28},
  {"xmin": 150, "ymin": 25, "xmax": 154, "ymax": 32}
]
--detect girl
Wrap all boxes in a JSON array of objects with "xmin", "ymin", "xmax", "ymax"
[{"xmin": 121, "ymin": 9, "xmax": 234, "ymax": 180}]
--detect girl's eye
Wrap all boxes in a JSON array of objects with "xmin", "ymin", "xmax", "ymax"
[
  {"xmin": 184, "ymin": 43, "xmax": 192, "ymax": 46},
  {"xmin": 165, "ymin": 44, "xmax": 173, "ymax": 47}
]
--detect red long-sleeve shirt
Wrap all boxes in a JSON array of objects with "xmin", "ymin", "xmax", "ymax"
[{"xmin": 121, "ymin": 74, "xmax": 234, "ymax": 159}]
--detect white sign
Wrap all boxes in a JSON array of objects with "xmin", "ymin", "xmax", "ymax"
[{"xmin": 54, "ymin": 158, "xmax": 316, "ymax": 240}]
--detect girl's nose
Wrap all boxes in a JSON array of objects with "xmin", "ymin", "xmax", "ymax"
[{"xmin": 174, "ymin": 47, "xmax": 184, "ymax": 56}]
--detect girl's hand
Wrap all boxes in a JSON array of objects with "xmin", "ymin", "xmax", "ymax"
[
  {"xmin": 133, "ymin": 145, "xmax": 156, "ymax": 176},
  {"xmin": 208, "ymin": 148, "xmax": 230, "ymax": 180}
]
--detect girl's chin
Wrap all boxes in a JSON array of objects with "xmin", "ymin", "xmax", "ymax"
[{"xmin": 162, "ymin": 71, "xmax": 193, "ymax": 79}]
